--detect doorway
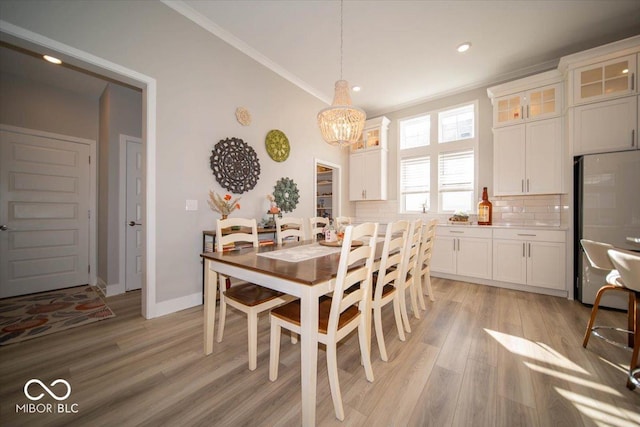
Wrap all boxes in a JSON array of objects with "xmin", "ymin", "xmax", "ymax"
[
  {"xmin": 314, "ymin": 159, "xmax": 341, "ymax": 221},
  {"xmin": 1, "ymin": 22, "xmax": 157, "ymax": 318}
]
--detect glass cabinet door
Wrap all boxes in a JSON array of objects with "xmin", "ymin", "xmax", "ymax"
[
  {"xmin": 574, "ymin": 55, "xmax": 636, "ymax": 104},
  {"xmin": 494, "ymin": 93, "xmax": 523, "ymax": 126},
  {"xmin": 365, "ymin": 129, "xmax": 380, "ymax": 148},
  {"xmin": 526, "ymin": 83, "xmax": 561, "ymax": 120}
]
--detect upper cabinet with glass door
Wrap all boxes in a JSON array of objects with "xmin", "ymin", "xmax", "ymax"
[
  {"xmin": 573, "ymin": 55, "xmax": 636, "ymax": 105},
  {"xmin": 488, "ymin": 70, "xmax": 563, "ymax": 128},
  {"xmin": 351, "ymin": 116, "xmax": 389, "ymax": 152}
]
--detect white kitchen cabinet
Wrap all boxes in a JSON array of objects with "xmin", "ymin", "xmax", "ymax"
[
  {"xmin": 493, "ymin": 229, "xmax": 566, "ymax": 291},
  {"xmin": 492, "ymin": 83, "xmax": 562, "ymax": 127},
  {"xmin": 493, "ymin": 117, "xmax": 563, "ymax": 195},
  {"xmin": 431, "ymin": 226, "xmax": 492, "ymax": 279},
  {"xmin": 349, "ymin": 149, "xmax": 387, "ymax": 201},
  {"xmin": 572, "ymin": 95, "xmax": 638, "ymax": 155},
  {"xmin": 349, "ymin": 116, "xmax": 389, "ymax": 201},
  {"xmin": 572, "ymin": 54, "xmax": 636, "ymax": 105}
]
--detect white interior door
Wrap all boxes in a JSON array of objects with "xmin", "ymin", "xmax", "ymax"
[
  {"xmin": 125, "ymin": 139, "xmax": 143, "ymax": 291},
  {"xmin": 0, "ymin": 128, "xmax": 90, "ymax": 298}
]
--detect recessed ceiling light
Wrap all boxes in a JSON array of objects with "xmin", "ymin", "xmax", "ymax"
[
  {"xmin": 457, "ymin": 42, "xmax": 471, "ymax": 53},
  {"xmin": 43, "ymin": 55, "xmax": 62, "ymax": 65},
  {"xmin": 352, "ymin": 85, "xmax": 361, "ymax": 92}
]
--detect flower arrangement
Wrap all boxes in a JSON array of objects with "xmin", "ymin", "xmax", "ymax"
[
  {"xmin": 208, "ymin": 191, "xmax": 241, "ymax": 218},
  {"xmin": 266, "ymin": 194, "xmax": 280, "ymax": 214}
]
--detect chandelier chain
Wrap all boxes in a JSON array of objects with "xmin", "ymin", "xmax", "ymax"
[{"xmin": 340, "ymin": 0, "xmax": 343, "ymax": 80}]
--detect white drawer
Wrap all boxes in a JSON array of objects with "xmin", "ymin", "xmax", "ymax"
[
  {"xmin": 436, "ymin": 226, "xmax": 492, "ymax": 239},
  {"xmin": 493, "ymin": 228, "xmax": 566, "ymax": 243}
]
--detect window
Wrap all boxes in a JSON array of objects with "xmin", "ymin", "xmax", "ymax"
[
  {"xmin": 398, "ymin": 102, "xmax": 477, "ymax": 213},
  {"xmin": 400, "ymin": 157, "xmax": 430, "ymax": 212},
  {"xmin": 399, "ymin": 115, "xmax": 430, "ymax": 149},
  {"xmin": 438, "ymin": 150, "xmax": 474, "ymax": 212},
  {"xmin": 438, "ymin": 104, "xmax": 474, "ymax": 143}
]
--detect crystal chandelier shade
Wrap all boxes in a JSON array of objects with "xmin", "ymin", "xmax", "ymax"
[
  {"xmin": 317, "ymin": 1, "xmax": 366, "ymax": 147},
  {"xmin": 317, "ymin": 80, "xmax": 366, "ymax": 146}
]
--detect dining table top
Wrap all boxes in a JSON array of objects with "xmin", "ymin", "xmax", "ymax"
[{"xmin": 201, "ymin": 239, "xmax": 383, "ymax": 285}]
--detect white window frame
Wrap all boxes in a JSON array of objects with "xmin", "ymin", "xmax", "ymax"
[{"xmin": 398, "ymin": 100, "xmax": 479, "ymax": 214}]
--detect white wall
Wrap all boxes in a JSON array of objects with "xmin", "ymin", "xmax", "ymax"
[
  {"xmin": 0, "ymin": 1, "xmax": 346, "ymax": 307},
  {"xmin": 0, "ymin": 71, "xmax": 98, "ymax": 140}
]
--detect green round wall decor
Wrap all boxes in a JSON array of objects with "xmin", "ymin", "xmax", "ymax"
[
  {"xmin": 273, "ymin": 177, "xmax": 299, "ymax": 213},
  {"xmin": 265, "ymin": 129, "xmax": 290, "ymax": 162}
]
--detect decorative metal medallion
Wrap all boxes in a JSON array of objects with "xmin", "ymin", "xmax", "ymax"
[
  {"xmin": 235, "ymin": 107, "xmax": 251, "ymax": 126},
  {"xmin": 265, "ymin": 129, "xmax": 290, "ymax": 162},
  {"xmin": 210, "ymin": 137, "xmax": 260, "ymax": 194},
  {"xmin": 273, "ymin": 177, "xmax": 300, "ymax": 213}
]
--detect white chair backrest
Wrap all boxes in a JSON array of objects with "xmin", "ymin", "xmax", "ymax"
[
  {"xmin": 328, "ymin": 222, "xmax": 379, "ymax": 335},
  {"xmin": 375, "ymin": 220, "xmax": 410, "ymax": 300},
  {"xmin": 581, "ymin": 239, "xmax": 615, "ymax": 272},
  {"xmin": 275, "ymin": 216, "xmax": 306, "ymax": 244},
  {"xmin": 309, "ymin": 217, "xmax": 329, "ymax": 241},
  {"xmin": 401, "ymin": 219, "xmax": 423, "ymax": 281},
  {"xmin": 419, "ymin": 219, "xmax": 438, "ymax": 270},
  {"xmin": 216, "ymin": 217, "xmax": 258, "ymax": 252},
  {"xmin": 607, "ymin": 248, "xmax": 640, "ymax": 292},
  {"xmin": 335, "ymin": 216, "xmax": 352, "ymax": 229}
]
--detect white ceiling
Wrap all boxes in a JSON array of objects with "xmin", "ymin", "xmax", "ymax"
[
  {"xmin": 170, "ymin": 0, "xmax": 640, "ymax": 115},
  {"xmin": 1, "ymin": 1, "xmax": 639, "ymax": 114}
]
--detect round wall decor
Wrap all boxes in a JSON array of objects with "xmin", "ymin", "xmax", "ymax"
[
  {"xmin": 210, "ymin": 137, "xmax": 260, "ymax": 194},
  {"xmin": 273, "ymin": 177, "xmax": 300, "ymax": 213},
  {"xmin": 265, "ymin": 129, "xmax": 290, "ymax": 162},
  {"xmin": 235, "ymin": 107, "xmax": 251, "ymax": 126}
]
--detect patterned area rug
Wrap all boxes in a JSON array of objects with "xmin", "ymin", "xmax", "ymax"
[{"xmin": 0, "ymin": 285, "xmax": 115, "ymax": 345}]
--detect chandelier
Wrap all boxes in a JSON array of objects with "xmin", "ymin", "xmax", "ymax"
[{"xmin": 317, "ymin": 0, "xmax": 366, "ymax": 147}]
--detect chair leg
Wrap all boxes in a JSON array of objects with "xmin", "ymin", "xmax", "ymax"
[
  {"xmin": 409, "ymin": 279, "xmax": 421, "ymax": 320},
  {"xmin": 400, "ymin": 284, "xmax": 412, "ymax": 333},
  {"xmin": 393, "ymin": 294, "xmax": 406, "ymax": 342},
  {"xmin": 583, "ymin": 285, "xmax": 616, "ymax": 348},
  {"xmin": 628, "ymin": 294, "xmax": 640, "ymax": 390},
  {"xmin": 373, "ymin": 305, "xmax": 388, "ymax": 362},
  {"xmin": 217, "ymin": 293, "xmax": 227, "ymax": 343},
  {"xmin": 417, "ymin": 273, "xmax": 427, "ymax": 310},
  {"xmin": 326, "ymin": 343, "xmax": 345, "ymax": 421},
  {"xmin": 269, "ymin": 319, "xmax": 281, "ymax": 381},
  {"xmin": 424, "ymin": 269, "xmax": 435, "ymax": 303},
  {"xmin": 248, "ymin": 311, "xmax": 258, "ymax": 371},
  {"xmin": 358, "ymin": 317, "xmax": 374, "ymax": 383},
  {"xmin": 628, "ymin": 292, "xmax": 635, "ymax": 348}
]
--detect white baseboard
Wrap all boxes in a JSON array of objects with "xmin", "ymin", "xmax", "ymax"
[
  {"xmin": 154, "ymin": 292, "xmax": 202, "ymax": 317},
  {"xmin": 431, "ymin": 272, "xmax": 568, "ymax": 298}
]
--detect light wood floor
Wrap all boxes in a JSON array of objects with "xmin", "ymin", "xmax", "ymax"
[{"xmin": 1, "ymin": 278, "xmax": 639, "ymax": 426}]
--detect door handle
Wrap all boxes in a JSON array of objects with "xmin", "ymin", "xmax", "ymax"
[
  {"xmin": 128, "ymin": 221, "xmax": 142, "ymax": 227},
  {"xmin": 0, "ymin": 224, "xmax": 8, "ymax": 231}
]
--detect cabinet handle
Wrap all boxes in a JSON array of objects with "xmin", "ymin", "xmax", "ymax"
[
  {"xmin": 457, "ymin": 238, "xmax": 460, "ymax": 251},
  {"xmin": 450, "ymin": 230, "xmax": 464, "ymax": 234},
  {"xmin": 520, "ymin": 106, "xmax": 524, "ymax": 120},
  {"xmin": 633, "ymin": 129, "xmax": 636, "ymax": 148},
  {"xmin": 527, "ymin": 179, "xmax": 530, "ymax": 193},
  {"xmin": 517, "ymin": 233, "xmax": 536, "ymax": 237},
  {"xmin": 522, "ymin": 242, "xmax": 525, "ymax": 257},
  {"xmin": 632, "ymin": 73, "xmax": 635, "ymax": 91},
  {"xmin": 528, "ymin": 243, "xmax": 531, "ymax": 258},
  {"xmin": 526, "ymin": 104, "xmax": 530, "ymax": 119},
  {"xmin": 521, "ymin": 179, "xmax": 524, "ymax": 193}
]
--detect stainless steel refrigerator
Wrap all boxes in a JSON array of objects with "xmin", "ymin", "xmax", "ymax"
[{"xmin": 575, "ymin": 150, "xmax": 640, "ymax": 309}]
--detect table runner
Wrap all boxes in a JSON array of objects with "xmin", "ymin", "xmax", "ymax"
[{"xmin": 257, "ymin": 242, "xmax": 342, "ymax": 262}]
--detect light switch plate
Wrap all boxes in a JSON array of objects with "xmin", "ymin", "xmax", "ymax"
[{"xmin": 185, "ymin": 199, "xmax": 198, "ymax": 211}]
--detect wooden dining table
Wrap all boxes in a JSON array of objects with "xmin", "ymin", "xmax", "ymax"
[{"xmin": 201, "ymin": 240, "xmax": 378, "ymax": 426}]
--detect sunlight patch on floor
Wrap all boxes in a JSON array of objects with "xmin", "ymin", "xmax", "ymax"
[
  {"xmin": 524, "ymin": 362, "xmax": 622, "ymax": 397},
  {"xmin": 484, "ymin": 328, "xmax": 589, "ymax": 374},
  {"xmin": 555, "ymin": 387, "xmax": 640, "ymax": 427}
]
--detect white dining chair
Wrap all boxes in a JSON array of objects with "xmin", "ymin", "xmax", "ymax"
[
  {"xmin": 309, "ymin": 216, "xmax": 329, "ymax": 241},
  {"xmin": 275, "ymin": 216, "xmax": 306, "ymax": 244},
  {"xmin": 335, "ymin": 216, "xmax": 352, "ymax": 229},
  {"xmin": 399, "ymin": 219, "xmax": 423, "ymax": 333},
  {"xmin": 215, "ymin": 217, "xmax": 293, "ymax": 371},
  {"xmin": 580, "ymin": 239, "xmax": 634, "ymax": 350},
  {"xmin": 269, "ymin": 222, "xmax": 379, "ymax": 421},
  {"xmin": 606, "ymin": 248, "xmax": 640, "ymax": 390},
  {"xmin": 371, "ymin": 219, "xmax": 410, "ymax": 361},
  {"xmin": 416, "ymin": 219, "xmax": 438, "ymax": 306}
]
